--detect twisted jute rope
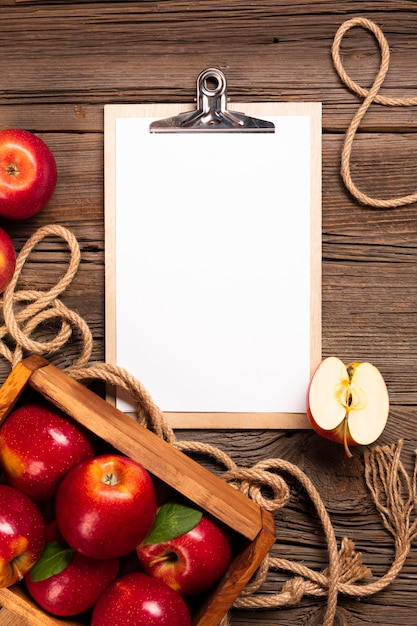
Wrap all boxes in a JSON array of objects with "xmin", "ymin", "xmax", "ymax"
[
  {"xmin": 1, "ymin": 223, "xmax": 416, "ymax": 625},
  {"xmin": 332, "ymin": 16, "xmax": 417, "ymax": 208}
]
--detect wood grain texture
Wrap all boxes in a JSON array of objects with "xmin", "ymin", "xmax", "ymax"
[
  {"xmin": 0, "ymin": 607, "xmax": 31, "ymax": 626},
  {"xmin": 1, "ymin": 1, "xmax": 417, "ymax": 624}
]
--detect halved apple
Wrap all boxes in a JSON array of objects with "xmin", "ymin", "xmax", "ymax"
[{"xmin": 307, "ymin": 356, "xmax": 389, "ymax": 457}]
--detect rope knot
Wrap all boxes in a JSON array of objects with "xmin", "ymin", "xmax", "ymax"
[
  {"xmin": 280, "ymin": 576, "xmax": 308, "ymax": 605},
  {"xmin": 223, "ymin": 460, "xmax": 291, "ymax": 513}
]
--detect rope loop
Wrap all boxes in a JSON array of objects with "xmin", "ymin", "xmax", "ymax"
[{"xmin": 332, "ymin": 16, "xmax": 417, "ymax": 208}]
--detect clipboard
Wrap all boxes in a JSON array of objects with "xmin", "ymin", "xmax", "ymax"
[{"xmin": 105, "ymin": 68, "xmax": 322, "ymax": 429}]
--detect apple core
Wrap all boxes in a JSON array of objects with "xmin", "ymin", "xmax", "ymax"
[{"xmin": 307, "ymin": 356, "xmax": 389, "ymax": 457}]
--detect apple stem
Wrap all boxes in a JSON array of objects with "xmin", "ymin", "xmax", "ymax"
[
  {"xmin": 12, "ymin": 560, "xmax": 24, "ymax": 581},
  {"xmin": 343, "ymin": 418, "xmax": 353, "ymax": 458},
  {"xmin": 149, "ymin": 553, "xmax": 176, "ymax": 567}
]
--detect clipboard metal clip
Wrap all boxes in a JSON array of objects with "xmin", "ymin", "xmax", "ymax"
[{"xmin": 149, "ymin": 68, "xmax": 275, "ymax": 133}]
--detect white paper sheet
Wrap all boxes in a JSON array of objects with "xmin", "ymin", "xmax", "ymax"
[{"xmin": 113, "ymin": 114, "xmax": 312, "ymax": 414}]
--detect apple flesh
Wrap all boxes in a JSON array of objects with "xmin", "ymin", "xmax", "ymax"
[
  {"xmin": 0, "ymin": 484, "xmax": 46, "ymax": 588},
  {"xmin": 0, "ymin": 402, "xmax": 95, "ymax": 501},
  {"xmin": 55, "ymin": 454, "xmax": 157, "ymax": 560},
  {"xmin": 137, "ymin": 510, "xmax": 234, "ymax": 596},
  {"xmin": 91, "ymin": 572, "xmax": 191, "ymax": 626},
  {"xmin": 307, "ymin": 356, "xmax": 389, "ymax": 457},
  {"xmin": 0, "ymin": 128, "xmax": 57, "ymax": 220},
  {"xmin": 0, "ymin": 227, "xmax": 16, "ymax": 293}
]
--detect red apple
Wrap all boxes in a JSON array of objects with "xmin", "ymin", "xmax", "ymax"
[
  {"xmin": 137, "ymin": 503, "xmax": 233, "ymax": 596},
  {"xmin": 0, "ymin": 227, "xmax": 16, "ymax": 293},
  {"xmin": 91, "ymin": 572, "xmax": 191, "ymax": 626},
  {"xmin": 0, "ymin": 402, "xmax": 95, "ymax": 501},
  {"xmin": 24, "ymin": 542, "xmax": 119, "ymax": 617},
  {"xmin": 55, "ymin": 454, "xmax": 157, "ymax": 560},
  {"xmin": 24, "ymin": 519, "xmax": 119, "ymax": 616},
  {"xmin": 0, "ymin": 484, "xmax": 46, "ymax": 588},
  {"xmin": 0, "ymin": 128, "xmax": 57, "ymax": 220},
  {"xmin": 307, "ymin": 356, "xmax": 390, "ymax": 457}
]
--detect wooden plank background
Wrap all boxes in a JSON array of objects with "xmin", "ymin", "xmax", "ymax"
[{"xmin": 1, "ymin": 1, "xmax": 417, "ymax": 624}]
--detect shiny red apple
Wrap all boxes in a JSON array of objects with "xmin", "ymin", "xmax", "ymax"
[
  {"xmin": 55, "ymin": 454, "xmax": 157, "ymax": 560},
  {"xmin": 91, "ymin": 572, "xmax": 191, "ymax": 626},
  {"xmin": 137, "ymin": 504, "xmax": 234, "ymax": 596},
  {"xmin": 24, "ymin": 519, "xmax": 119, "ymax": 616},
  {"xmin": 0, "ymin": 484, "xmax": 46, "ymax": 588},
  {"xmin": 0, "ymin": 128, "xmax": 57, "ymax": 219},
  {"xmin": 0, "ymin": 402, "xmax": 95, "ymax": 501},
  {"xmin": 307, "ymin": 356, "xmax": 390, "ymax": 457},
  {"xmin": 25, "ymin": 542, "xmax": 119, "ymax": 616},
  {"xmin": 0, "ymin": 227, "xmax": 16, "ymax": 293}
]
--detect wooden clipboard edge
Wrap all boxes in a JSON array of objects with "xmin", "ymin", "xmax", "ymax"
[
  {"xmin": 163, "ymin": 411, "xmax": 310, "ymax": 430},
  {"xmin": 104, "ymin": 102, "xmax": 322, "ymax": 429}
]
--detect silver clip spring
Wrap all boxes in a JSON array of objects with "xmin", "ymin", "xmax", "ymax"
[{"xmin": 150, "ymin": 68, "xmax": 275, "ymax": 133}]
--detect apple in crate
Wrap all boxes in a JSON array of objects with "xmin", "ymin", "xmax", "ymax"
[
  {"xmin": 55, "ymin": 454, "xmax": 157, "ymax": 559},
  {"xmin": 0, "ymin": 402, "xmax": 95, "ymax": 501},
  {"xmin": 24, "ymin": 519, "xmax": 119, "ymax": 616},
  {"xmin": 0, "ymin": 128, "xmax": 57, "ymax": 220},
  {"xmin": 0, "ymin": 484, "xmax": 46, "ymax": 587},
  {"xmin": 137, "ymin": 502, "xmax": 233, "ymax": 596},
  {"xmin": 307, "ymin": 356, "xmax": 389, "ymax": 457},
  {"xmin": 24, "ymin": 541, "xmax": 119, "ymax": 616},
  {"xmin": 91, "ymin": 572, "xmax": 191, "ymax": 626}
]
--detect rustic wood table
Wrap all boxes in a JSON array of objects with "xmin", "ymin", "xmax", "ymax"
[{"xmin": 1, "ymin": 1, "xmax": 417, "ymax": 625}]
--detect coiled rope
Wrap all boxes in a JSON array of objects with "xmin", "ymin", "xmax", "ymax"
[{"xmin": 332, "ymin": 16, "xmax": 417, "ymax": 208}]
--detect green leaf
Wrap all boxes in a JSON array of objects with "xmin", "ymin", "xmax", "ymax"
[
  {"xmin": 30, "ymin": 541, "xmax": 75, "ymax": 582},
  {"xmin": 143, "ymin": 502, "xmax": 203, "ymax": 545}
]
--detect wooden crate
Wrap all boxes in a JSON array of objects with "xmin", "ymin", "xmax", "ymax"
[{"xmin": 0, "ymin": 356, "xmax": 276, "ymax": 626}]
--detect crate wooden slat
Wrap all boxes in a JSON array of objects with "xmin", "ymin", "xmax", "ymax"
[{"xmin": 0, "ymin": 356, "xmax": 276, "ymax": 626}]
